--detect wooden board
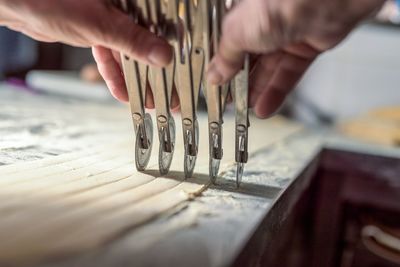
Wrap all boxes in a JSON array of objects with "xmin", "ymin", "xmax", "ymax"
[{"xmin": 0, "ymin": 84, "xmax": 303, "ymax": 266}]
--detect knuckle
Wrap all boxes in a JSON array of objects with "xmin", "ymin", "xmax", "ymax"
[
  {"xmin": 107, "ymin": 15, "xmax": 155, "ymax": 61},
  {"xmin": 266, "ymin": 0, "xmax": 308, "ymax": 44},
  {"xmin": 93, "ymin": 16, "xmax": 115, "ymax": 45},
  {"xmin": 222, "ymin": 12, "xmax": 235, "ymax": 34},
  {"xmin": 124, "ymin": 24, "xmax": 152, "ymax": 57}
]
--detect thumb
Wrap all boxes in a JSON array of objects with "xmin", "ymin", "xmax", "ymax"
[
  {"xmin": 96, "ymin": 9, "xmax": 173, "ymax": 67},
  {"xmin": 207, "ymin": 0, "xmax": 281, "ymax": 85}
]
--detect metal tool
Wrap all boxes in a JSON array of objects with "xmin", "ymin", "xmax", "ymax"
[
  {"xmin": 233, "ymin": 54, "xmax": 250, "ymax": 187},
  {"xmin": 171, "ymin": 0, "xmax": 205, "ymax": 178},
  {"xmin": 114, "ymin": 0, "xmax": 251, "ymax": 186},
  {"xmin": 118, "ymin": 0, "xmax": 154, "ymax": 171},
  {"xmin": 203, "ymin": 0, "xmax": 229, "ymax": 183},
  {"xmin": 146, "ymin": 0, "xmax": 177, "ymax": 175}
]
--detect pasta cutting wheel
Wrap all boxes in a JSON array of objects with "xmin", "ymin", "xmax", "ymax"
[{"xmin": 114, "ymin": 0, "xmax": 251, "ymax": 186}]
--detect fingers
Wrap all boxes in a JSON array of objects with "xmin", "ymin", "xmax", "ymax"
[
  {"xmin": 207, "ymin": 0, "xmax": 279, "ymax": 85},
  {"xmin": 90, "ymin": 7, "xmax": 173, "ymax": 106},
  {"xmin": 19, "ymin": 30, "xmax": 57, "ymax": 43},
  {"xmin": 251, "ymin": 50, "xmax": 317, "ymax": 118},
  {"xmin": 5, "ymin": 22, "xmax": 57, "ymax": 42},
  {"xmin": 249, "ymin": 52, "xmax": 284, "ymax": 108},
  {"xmin": 145, "ymin": 82, "xmax": 155, "ymax": 109},
  {"xmin": 92, "ymin": 46, "xmax": 129, "ymax": 102},
  {"xmin": 283, "ymin": 43, "xmax": 321, "ymax": 59},
  {"xmin": 170, "ymin": 83, "xmax": 180, "ymax": 111},
  {"xmin": 96, "ymin": 8, "xmax": 173, "ymax": 68},
  {"xmin": 226, "ymin": 90, "xmax": 233, "ymax": 105},
  {"xmin": 93, "ymin": 46, "xmax": 177, "ymax": 111}
]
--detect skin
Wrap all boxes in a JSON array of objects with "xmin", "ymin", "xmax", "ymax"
[
  {"xmin": 0, "ymin": 0, "xmax": 385, "ymax": 117},
  {"xmin": 207, "ymin": 0, "xmax": 385, "ymax": 118},
  {"xmin": 0, "ymin": 0, "xmax": 176, "ymax": 108}
]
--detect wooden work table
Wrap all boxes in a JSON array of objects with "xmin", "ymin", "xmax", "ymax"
[{"xmin": 0, "ymin": 83, "xmax": 399, "ymax": 267}]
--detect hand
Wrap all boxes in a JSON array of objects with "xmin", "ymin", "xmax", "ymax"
[
  {"xmin": 0, "ymin": 0, "xmax": 173, "ymax": 104},
  {"xmin": 207, "ymin": 0, "xmax": 385, "ymax": 118}
]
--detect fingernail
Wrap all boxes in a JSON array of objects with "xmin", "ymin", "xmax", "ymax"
[
  {"xmin": 148, "ymin": 43, "xmax": 172, "ymax": 67},
  {"xmin": 207, "ymin": 65, "xmax": 223, "ymax": 85}
]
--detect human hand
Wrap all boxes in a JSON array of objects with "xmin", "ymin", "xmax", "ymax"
[
  {"xmin": 207, "ymin": 0, "xmax": 385, "ymax": 118},
  {"xmin": 0, "ymin": 0, "xmax": 173, "ymax": 105}
]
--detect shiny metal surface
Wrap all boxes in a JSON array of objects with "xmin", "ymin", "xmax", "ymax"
[
  {"xmin": 158, "ymin": 117, "xmax": 176, "ymax": 175},
  {"xmin": 183, "ymin": 119, "xmax": 199, "ymax": 178},
  {"xmin": 209, "ymin": 157, "xmax": 221, "ymax": 184},
  {"xmin": 135, "ymin": 113, "xmax": 154, "ymax": 170},
  {"xmin": 236, "ymin": 162, "xmax": 244, "ymax": 188},
  {"xmin": 233, "ymin": 54, "xmax": 250, "ymax": 187}
]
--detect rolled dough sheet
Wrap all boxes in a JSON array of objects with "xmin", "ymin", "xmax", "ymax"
[{"xmin": 0, "ymin": 115, "xmax": 301, "ymax": 266}]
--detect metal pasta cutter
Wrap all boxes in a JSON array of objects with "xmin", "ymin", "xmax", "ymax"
[
  {"xmin": 170, "ymin": 0, "xmax": 204, "ymax": 178},
  {"xmin": 202, "ymin": 0, "xmax": 231, "ymax": 183},
  {"xmin": 117, "ymin": 0, "xmax": 154, "ymax": 172},
  {"xmin": 114, "ymin": 0, "xmax": 250, "ymax": 187}
]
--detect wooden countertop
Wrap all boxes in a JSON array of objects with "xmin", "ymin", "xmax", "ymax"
[{"xmin": 0, "ymin": 83, "xmax": 398, "ymax": 267}]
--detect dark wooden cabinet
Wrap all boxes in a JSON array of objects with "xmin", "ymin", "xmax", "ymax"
[{"xmin": 233, "ymin": 149, "xmax": 400, "ymax": 267}]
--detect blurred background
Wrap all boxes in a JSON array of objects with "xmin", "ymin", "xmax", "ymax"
[{"xmin": 0, "ymin": 0, "xmax": 399, "ymax": 146}]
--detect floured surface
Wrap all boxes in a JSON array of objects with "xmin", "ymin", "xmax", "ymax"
[
  {"xmin": 0, "ymin": 85, "xmax": 130, "ymax": 165},
  {"xmin": 0, "ymin": 85, "xmax": 303, "ymax": 266},
  {"xmin": 0, "ymin": 125, "xmax": 201, "ymax": 266},
  {"xmin": 43, "ymin": 131, "xmax": 322, "ymax": 267}
]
